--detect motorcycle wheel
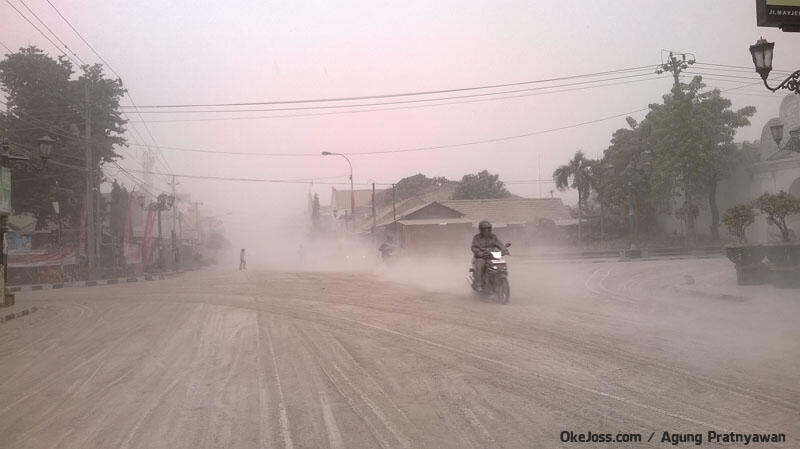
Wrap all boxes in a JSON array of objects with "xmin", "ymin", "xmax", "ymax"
[{"xmin": 496, "ymin": 278, "xmax": 510, "ymax": 304}]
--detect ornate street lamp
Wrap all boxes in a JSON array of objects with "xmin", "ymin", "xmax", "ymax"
[
  {"xmin": 749, "ymin": 37, "xmax": 800, "ymax": 94},
  {"xmin": 37, "ymin": 135, "xmax": 55, "ymax": 167},
  {"xmin": 769, "ymin": 122, "xmax": 800, "ymax": 153}
]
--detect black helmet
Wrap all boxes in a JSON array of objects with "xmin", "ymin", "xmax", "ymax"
[{"xmin": 478, "ymin": 220, "xmax": 492, "ymax": 230}]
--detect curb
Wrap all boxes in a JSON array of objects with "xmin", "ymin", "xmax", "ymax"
[
  {"xmin": 0, "ymin": 306, "xmax": 39, "ymax": 324},
  {"xmin": 672, "ymin": 284, "xmax": 750, "ymax": 301},
  {"xmin": 6, "ymin": 272, "xmax": 180, "ymax": 294}
]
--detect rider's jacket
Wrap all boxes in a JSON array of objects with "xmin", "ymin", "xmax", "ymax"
[{"xmin": 470, "ymin": 233, "xmax": 506, "ymax": 258}]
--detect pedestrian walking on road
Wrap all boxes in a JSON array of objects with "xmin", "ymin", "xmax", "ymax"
[{"xmin": 239, "ymin": 248, "xmax": 246, "ymax": 271}]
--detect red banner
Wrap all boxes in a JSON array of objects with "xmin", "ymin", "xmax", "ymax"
[
  {"xmin": 123, "ymin": 188, "xmax": 136, "ymax": 248},
  {"xmin": 9, "ymin": 249, "xmax": 77, "ymax": 268},
  {"xmin": 142, "ymin": 209, "xmax": 156, "ymax": 263}
]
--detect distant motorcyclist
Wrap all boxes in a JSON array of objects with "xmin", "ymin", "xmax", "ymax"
[
  {"xmin": 471, "ymin": 221, "xmax": 508, "ymax": 291},
  {"xmin": 379, "ymin": 234, "xmax": 397, "ymax": 261}
]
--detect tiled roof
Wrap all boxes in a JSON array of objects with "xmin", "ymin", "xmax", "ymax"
[
  {"xmin": 369, "ymin": 184, "xmax": 458, "ymax": 229},
  {"xmin": 439, "ymin": 198, "xmax": 572, "ymax": 224},
  {"xmin": 330, "ymin": 187, "xmax": 387, "ymax": 211}
]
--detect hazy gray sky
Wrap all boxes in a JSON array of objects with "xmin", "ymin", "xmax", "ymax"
[{"xmin": 4, "ymin": 0, "xmax": 800, "ymax": 234}]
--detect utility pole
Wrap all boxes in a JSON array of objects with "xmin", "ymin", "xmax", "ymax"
[
  {"xmin": 391, "ymin": 184, "xmax": 396, "ymax": 222},
  {"xmin": 171, "ymin": 176, "xmax": 178, "ymax": 268},
  {"xmin": 656, "ymin": 51, "xmax": 694, "ymax": 90},
  {"xmin": 657, "ymin": 50, "xmax": 697, "ymax": 247},
  {"xmin": 191, "ymin": 201, "xmax": 203, "ymax": 246},
  {"xmin": 371, "ymin": 182, "xmax": 376, "ymax": 235},
  {"xmin": 84, "ymin": 81, "xmax": 96, "ymax": 280}
]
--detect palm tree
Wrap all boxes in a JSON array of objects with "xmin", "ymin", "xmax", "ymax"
[{"xmin": 553, "ymin": 151, "xmax": 593, "ymax": 245}]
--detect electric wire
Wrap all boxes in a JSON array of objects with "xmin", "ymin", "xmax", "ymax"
[
  {"xmin": 127, "ymin": 72, "xmax": 659, "ymax": 115},
  {"xmin": 128, "ymin": 76, "xmax": 666, "ymax": 124},
  {"xmin": 3, "ymin": 0, "xmax": 79, "ymax": 66},
  {"xmin": 41, "ymin": 0, "xmax": 174, "ymax": 176},
  {"xmin": 17, "ymin": 0, "xmax": 86, "ymax": 65},
  {"xmin": 120, "ymin": 65, "xmax": 660, "ymax": 109}
]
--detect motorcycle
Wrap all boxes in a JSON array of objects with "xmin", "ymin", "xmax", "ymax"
[{"xmin": 466, "ymin": 243, "xmax": 511, "ymax": 304}]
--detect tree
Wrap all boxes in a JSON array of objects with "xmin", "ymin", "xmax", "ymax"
[
  {"xmin": 553, "ymin": 151, "xmax": 592, "ymax": 244},
  {"xmin": 394, "ymin": 173, "xmax": 449, "ymax": 201},
  {"xmin": 721, "ymin": 204, "xmax": 755, "ymax": 244},
  {"xmin": 753, "ymin": 191, "xmax": 800, "ymax": 243},
  {"xmin": 0, "ymin": 46, "xmax": 127, "ymax": 229},
  {"xmin": 109, "ymin": 181, "xmax": 130, "ymax": 242},
  {"xmin": 204, "ymin": 228, "xmax": 229, "ymax": 259},
  {"xmin": 452, "ymin": 170, "xmax": 510, "ymax": 200},
  {"xmin": 646, "ymin": 76, "xmax": 755, "ymax": 241},
  {"xmin": 311, "ymin": 193, "xmax": 321, "ymax": 231},
  {"xmin": 375, "ymin": 173, "xmax": 451, "ymax": 208}
]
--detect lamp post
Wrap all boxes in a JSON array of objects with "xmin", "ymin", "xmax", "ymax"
[
  {"xmin": 321, "ymin": 151, "xmax": 354, "ymax": 231},
  {"xmin": 149, "ymin": 193, "xmax": 174, "ymax": 270},
  {"xmin": 769, "ymin": 123, "xmax": 800, "ymax": 153},
  {"xmin": 749, "ymin": 37, "xmax": 800, "ymax": 94},
  {"xmin": 37, "ymin": 135, "xmax": 55, "ymax": 168}
]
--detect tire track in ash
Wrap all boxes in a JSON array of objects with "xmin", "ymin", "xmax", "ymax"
[
  {"xmin": 0, "ymin": 302, "xmax": 150, "ymax": 418},
  {"xmin": 580, "ymin": 265, "xmax": 800, "ymax": 416},
  {"xmin": 296, "ymin": 324, "xmax": 415, "ymax": 449},
  {"xmin": 255, "ymin": 295, "xmax": 775, "ymax": 434},
  {"xmin": 110, "ymin": 285, "xmax": 800, "ymax": 423},
  {"xmin": 256, "ymin": 312, "xmax": 294, "ymax": 449},
  {"xmin": 0, "ymin": 301, "xmax": 97, "ymax": 380},
  {"xmin": 263, "ymin": 283, "xmax": 800, "ymax": 419},
  {"xmin": 7, "ymin": 302, "xmax": 196, "ymax": 449},
  {"xmin": 294, "ymin": 304, "xmax": 661, "ymax": 448},
  {"xmin": 67, "ymin": 304, "xmax": 211, "ymax": 449}
]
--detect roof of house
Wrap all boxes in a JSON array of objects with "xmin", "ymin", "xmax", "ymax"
[
  {"xmin": 438, "ymin": 198, "xmax": 572, "ymax": 224},
  {"xmin": 397, "ymin": 218, "xmax": 473, "ymax": 226},
  {"xmin": 330, "ymin": 187, "xmax": 387, "ymax": 211},
  {"xmin": 370, "ymin": 184, "xmax": 458, "ymax": 229},
  {"xmin": 377, "ymin": 197, "xmax": 572, "ymax": 228}
]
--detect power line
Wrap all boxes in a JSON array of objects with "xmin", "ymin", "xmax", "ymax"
[
  {"xmin": 41, "ymin": 0, "xmax": 173, "ymax": 176},
  {"xmin": 126, "ymin": 107, "xmax": 653, "ymax": 158},
  {"xmin": 3, "ymin": 0, "xmax": 79, "ymax": 66},
  {"xmin": 17, "ymin": 0, "xmax": 85, "ymax": 65},
  {"xmin": 126, "ymin": 72, "xmax": 658, "ymax": 115},
  {"xmin": 129, "ymin": 76, "xmax": 665, "ymax": 124},
  {"xmin": 694, "ymin": 62, "xmax": 794, "ymax": 75},
  {"xmin": 122, "ymin": 169, "xmax": 363, "ymax": 185},
  {"xmin": 130, "ymin": 80, "xmax": 760, "ymax": 159},
  {"xmin": 127, "ymin": 143, "xmax": 318, "ymax": 157},
  {"xmin": 121, "ymin": 65, "xmax": 659, "ymax": 109},
  {"xmin": 0, "ymin": 39, "xmax": 11, "ymax": 53}
]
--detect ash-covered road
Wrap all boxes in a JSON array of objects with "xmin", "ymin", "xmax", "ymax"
[{"xmin": 1, "ymin": 259, "xmax": 798, "ymax": 448}]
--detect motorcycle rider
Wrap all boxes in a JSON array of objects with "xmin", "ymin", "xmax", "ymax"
[
  {"xmin": 379, "ymin": 234, "xmax": 397, "ymax": 262},
  {"xmin": 471, "ymin": 221, "xmax": 508, "ymax": 291}
]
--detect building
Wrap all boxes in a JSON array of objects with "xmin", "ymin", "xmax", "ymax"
[
  {"xmin": 329, "ymin": 186, "xmax": 387, "ymax": 226},
  {"xmin": 379, "ymin": 197, "xmax": 575, "ymax": 254}
]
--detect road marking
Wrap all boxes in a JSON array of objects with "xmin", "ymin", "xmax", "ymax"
[{"xmin": 318, "ymin": 391, "xmax": 345, "ymax": 449}]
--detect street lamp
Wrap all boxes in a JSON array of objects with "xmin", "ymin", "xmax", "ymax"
[
  {"xmin": 749, "ymin": 37, "xmax": 800, "ymax": 94},
  {"xmin": 769, "ymin": 122, "xmax": 800, "ymax": 153},
  {"xmin": 321, "ymin": 151, "xmax": 355, "ymax": 230},
  {"xmin": 37, "ymin": 135, "xmax": 55, "ymax": 167}
]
